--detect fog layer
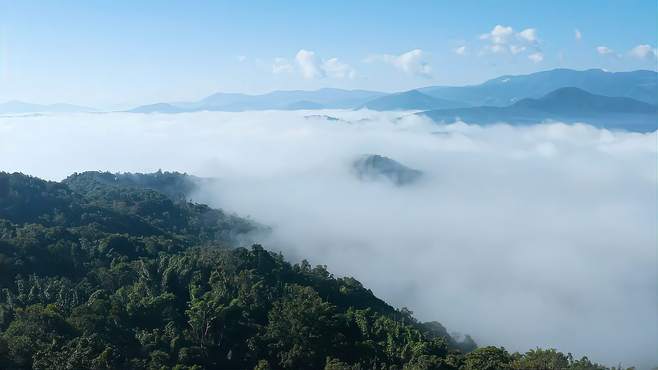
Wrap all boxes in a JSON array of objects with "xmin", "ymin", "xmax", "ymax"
[{"xmin": 0, "ymin": 111, "xmax": 655, "ymax": 367}]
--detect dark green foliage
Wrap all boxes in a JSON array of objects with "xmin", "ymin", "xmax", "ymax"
[
  {"xmin": 62, "ymin": 171, "xmax": 260, "ymax": 245},
  {"xmin": 64, "ymin": 170, "xmax": 201, "ymax": 202},
  {"xmin": 0, "ymin": 171, "xmax": 619, "ymax": 369},
  {"xmin": 462, "ymin": 347, "xmax": 627, "ymax": 370},
  {"xmin": 462, "ymin": 347, "xmax": 512, "ymax": 370}
]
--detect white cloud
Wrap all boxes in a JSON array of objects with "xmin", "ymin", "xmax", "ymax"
[
  {"xmin": 486, "ymin": 44, "xmax": 507, "ymax": 54},
  {"xmin": 629, "ymin": 44, "xmax": 658, "ymax": 60},
  {"xmin": 367, "ymin": 49, "xmax": 432, "ymax": 78},
  {"xmin": 574, "ymin": 29, "xmax": 582, "ymax": 41},
  {"xmin": 394, "ymin": 49, "xmax": 432, "ymax": 77},
  {"xmin": 272, "ymin": 57, "xmax": 293, "ymax": 74},
  {"xmin": 480, "ymin": 25, "xmax": 514, "ymax": 45},
  {"xmin": 596, "ymin": 46, "xmax": 614, "ymax": 55},
  {"xmin": 510, "ymin": 45, "xmax": 526, "ymax": 55},
  {"xmin": 236, "ymin": 55, "xmax": 247, "ymax": 63},
  {"xmin": 480, "ymin": 25, "xmax": 540, "ymax": 57},
  {"xmin": 454, "ymin": 46, "xmax": 467, "ymax": 56},
  {"xmin": 273, "ymin": 50, "xmax": 356, "ymax": 79},
  {"xmin": 295, "ymin": 49, "xmax": 325, "ymax": 79},
  {"xmin": 517, "ymin": 28, "xmax": 538, "ymax": 44},
  {"xmin": 1, "ymin": 111, "xmax": 656, "ymax": 368},
  {"xmin": 528, "ymin": 52, "xmax": 544, "ymax": 63},
  {"xmin": 322, "ymin": 57, "xmax": 356, "ymax": 79}
]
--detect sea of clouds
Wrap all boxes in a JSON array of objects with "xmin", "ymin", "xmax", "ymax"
[{"xmin": 0, "ymin": 110, "xmax": 655, "ymax": 368}]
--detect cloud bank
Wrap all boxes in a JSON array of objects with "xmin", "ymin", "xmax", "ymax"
[{"xmin": 0, "ymin": 111, "xmax": 655, "ymax": 368}]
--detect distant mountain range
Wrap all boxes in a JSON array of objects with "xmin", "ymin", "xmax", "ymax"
[
  {"xmin": 130, "ymin": 88, "xmax": 386, "ymax": 113},
  {"xmin": 359, "ymin": 90, "xmax": 467, "ymax": 111},
  {"xmin": 419, "ymin": 68, "xmax": 658, "ymax": 106},
  {"xmin": 1, "ymin": 68, "xmax": 655, "ymax": 132},
  {"xmin": 419, "ymin": 87, "xmax": 658, "ymax": 132},
  {"xmin": 128, "ymin": 103, "xmax": 185, "ymax": 114},
  {"xmin": 0, "ymin": 101, "xmax": 96, "ymax": 114},
  {"xmin": 125, "ymin": 68, "xmax": 656, "ymax": 113}
]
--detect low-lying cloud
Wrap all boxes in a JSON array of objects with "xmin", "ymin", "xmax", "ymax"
[{"xmin": 0, "ymin": 111, "xmax": 655, "ymax": 368}]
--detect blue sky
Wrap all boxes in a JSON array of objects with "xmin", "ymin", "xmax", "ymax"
[{"xmin": 0, "ymin": 0, "xmax": 656, "ymax": 107}]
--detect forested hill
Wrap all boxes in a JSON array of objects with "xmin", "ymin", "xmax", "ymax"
[
  {"xmin": 0, "ymin": 172, "xmax": 621, "ymax": 369},
  {"xmin": 63, "ymin": 171, "xmax": 202, "ymax": 202}
]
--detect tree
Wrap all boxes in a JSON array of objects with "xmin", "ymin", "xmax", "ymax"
[
  {"xmin": 2, "ymin": 304, "xmax": 76, "ymax": 368},
  {"xmin": 261, "ymin": 285, "xmax": 339, "ymax": 369},
  {"xmin": 510, "ymin": 348, "xmax": 570, "ymax": 370},
  {"xmin": 462, "ymin": 346, "xmax": 512, "ymax": 370}
]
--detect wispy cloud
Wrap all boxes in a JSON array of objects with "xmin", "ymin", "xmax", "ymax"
[
  {"xmin": 629, "ymin": 44, "xmax": 657, "ymax": 60},
  {"xmin": 517, "ymin": 28, "xmax": 538, "ymax": 44},
  {"xmin": 574, "ymin": 29, "xmax": 582, "ymax": 41},
  {"xmin": 272, "ymin": 57, "xmax": 293, "ymax": 74},
  {"xmin": 454, "ymin": 46, "xmax": 467, "ymax": 56},
  {"xmin": 272, "ymin": 50, "xmax": 356, "ymax": 80},
  {"xmin": 366, "ymin": 49, "xmax": 432, "ymax": 78},
  {"xmin": 596, "ymin": 46, "xmax": 622, "ymax": 59},
  {"xmin": 510, "ymin": 45, "xmax": 526, "ymax": 55},
  {"xmin": 528, "ymin": 52, "xmax": 544, "ymax": 63},
  {"xmin": 322, "ymin": 57, "xmax": 356, "ymax": 79}
]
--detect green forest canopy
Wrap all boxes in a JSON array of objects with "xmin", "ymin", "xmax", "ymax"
[{"xmin": 0, "ymin": 171, "xmax": 635, "ymax": 369}]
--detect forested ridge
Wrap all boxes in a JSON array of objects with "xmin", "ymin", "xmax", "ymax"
[{"xmin": 0, "ymin": 171, "xmax": 631, "ymax": 369}]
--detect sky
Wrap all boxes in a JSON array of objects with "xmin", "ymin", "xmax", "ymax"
[{"xmin": 0, "ymin": 0, "xmax": 656, "ymax": 107}]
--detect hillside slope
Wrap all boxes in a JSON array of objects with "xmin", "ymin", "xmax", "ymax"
[{"xmin": 0, "ymin": 171, "xmax": 618, "ymax": 369}]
